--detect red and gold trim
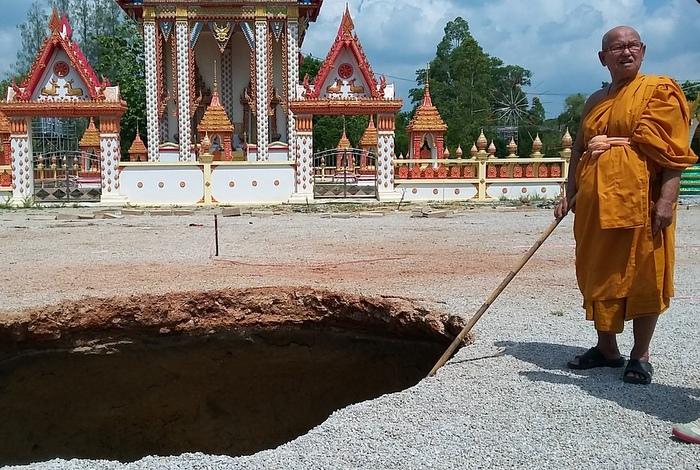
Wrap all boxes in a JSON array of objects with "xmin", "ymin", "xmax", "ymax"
[
  {"xmin": 307, "ymin": 6, "xmax": 380, "ymax": 100},
  {"xmin": 289, "ymin": 99, "xmax": 402, "ymax": 116},
  {"xmin": 14, "ymin": 9, "xmax": 108, "ymax": 101}
]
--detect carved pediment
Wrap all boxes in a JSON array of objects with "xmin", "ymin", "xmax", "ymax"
[
  {"xmin": 307, "ymin": 6, "xmax": 381, "ymax": 100},
  {"xmin": 12, "ymin": 9, "xmax": 110, "ymax": 102}
]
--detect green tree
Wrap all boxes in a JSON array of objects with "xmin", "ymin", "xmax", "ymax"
[
  {"xmin": 408, "ymin": 17, "xmax": 532, "ymax": 152},
  {"xmin": 557, "ymin": 93, "xmax": 587, "ymax": 139},
  {"xmin": 394, "ymin": 111, "xmax": 410, "ymax": 157},
  {"xmin": 51, "ymin": 0, "xmax": 71, "ymax": 14},
  {"xmin": 527, "ymin": 96, "xmax": 545, "ymax": 126},
  {"xmin": 93, "ymin": 21, "xmax": 145, "ymax": 157},
  {"xmin": 92, "ymin": 0, "xmax": 123, "ymax": 39},
  {"xmin": 0, "ymin": 78, "xmax": 10, "ymax": 100},
  {"xmin": 299, "ymin": 54, "xmax": 322, "ymax": 82},
  {"xmin": 14, "ymin": 1, "xmax": 48, "ymax": 75}
]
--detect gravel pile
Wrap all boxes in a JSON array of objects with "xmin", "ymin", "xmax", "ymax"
[{"xmin": 1, "ymin": 204, "xmax": 698, "ymax": 469}]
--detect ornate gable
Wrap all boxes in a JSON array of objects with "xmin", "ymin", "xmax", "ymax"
[
  {"xmin": 306, "ymin": 6, "xmax": 382, "ymax": 100},
  {"xmin": 12, "ymin": 9, "xmax": 109, "ymax": 102}
]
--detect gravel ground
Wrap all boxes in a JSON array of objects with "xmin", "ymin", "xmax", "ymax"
[{"xmin": 1, "ymin": 202, "xmax": 699, "ymax": 469}]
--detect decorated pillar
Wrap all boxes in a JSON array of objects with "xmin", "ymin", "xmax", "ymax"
[
  {"xmin": 175, "ymin": 7, "xmax": 192, "ymax": 161},
  {"xmin": 99, "ymin": 118, "xmax": 126, "ymax": 204},
  {"xmin": 291, "ymin": 114, "xmax": 314, "ymax": 201},
  {"xmin": 143, "ymin": 8, "xmax": 160, "ymax": 161},
  {"xmin": 9, "ymin": 118, "xmax": 33, "ymax": 205},
  {"xmin": 377, "ymin": 113, "xmax": 399, "ymax": 201},
  {"xmin": 254, "ymin": 8, "xmax": 269, "ymax": 160},
  {"xmin": 286, "ymin": 16, "xmax": 299, "ymax": 162}
]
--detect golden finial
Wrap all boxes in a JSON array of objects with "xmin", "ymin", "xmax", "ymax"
[
  {"xmin": 476, "ymin": 129, "xmax": 487, "ymax": 151},
  {"xmin": 443, "ymin": 147, "xmax": 450, "ymax": 158},
  {"xmin": 487, "ymin": 140, "xmax": 497, "ymax": 158},
  {"xmin": 456, "ymin": 144, "xmax": 463, "ymax": 159},
  {"xmin": 531, "ymin": 133, "xmax": 543, "ymax": 158},
  {"xmin": 470, "ymin": 143, "xmax": 478, "ymax": 158},
  {"xmin": 561, "ymin": 127, "xmax": 573, "ymax": 149},
  {"xmin": 202, "ymin": 132, "xmax": 212, "ymax": 150},
  {"xmin": 507, "ymin": 137, "xmax": 518, "ymax": 157}
]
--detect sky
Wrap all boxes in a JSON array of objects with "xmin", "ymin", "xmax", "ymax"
[{"xmin": 1, "ymin": 0, "xmax": 699, "ymax": 118}]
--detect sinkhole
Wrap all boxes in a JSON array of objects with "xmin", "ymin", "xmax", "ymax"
[{"xmin": 0, "ymin": 287, "xmax": 468, "ymax": 465}]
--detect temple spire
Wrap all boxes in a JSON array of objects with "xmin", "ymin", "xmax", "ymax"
[
  {"xmin": 213, "ymin": 60, "xmax": 218, "ymax": 94},
  {"xmin": 210, "ymin": 60, "xmax": 222, "ymax": 107},
  {"xmin": 339, "ymin": 3, "xmax": 354, "ymax": 39},
  {"xmin": 422, "ymin": 64, "xmax": 433, "ymax": 108}
]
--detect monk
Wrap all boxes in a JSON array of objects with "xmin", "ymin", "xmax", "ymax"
[{"xmin": 554, "ymin": 26, "xmax": 698, "ymax": 384}]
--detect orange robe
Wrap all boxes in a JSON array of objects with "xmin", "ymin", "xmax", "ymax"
[{"xmin": 574, "ymin": 74, "xmax": 698, "ymax": 333}]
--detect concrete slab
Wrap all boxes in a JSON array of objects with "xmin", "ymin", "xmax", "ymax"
[
  {"xmin": 122, "ymin": 209, "xmax": 145, "ymax": 216},
  {"xmin": 55, "ymin": 214, "xmax": 80, "ymax": 221},
  {"xmin": 150, "ymin": 210, "xmax": 173, "ymax": 216},
  {"xmin": 221, "ymin": 207, "xmax": 243, "ymax": 217},
  {"xmin": 358, "ymin": 212, "xmax": 385, "ymax": 218}
]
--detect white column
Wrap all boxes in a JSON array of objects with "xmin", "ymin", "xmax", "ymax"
[
  {"xmin": 377, "ymin": 114, "xmax": 399, "ymax": 201},
  {"xmin": 255, "ymin": 18, "xmax": 269, "ymax": 161},
  {"xmin": 99, "ymin": 127, "xmax": 126, "ymax": 204},
  {"xmin": 143, "ymin": 20, "xmax": 160, "ymax": 161},
  {"xmin": 175, "ymin": 16, "xmax": 192, "ymax": 161},
  {"xmin": 10, "ymin": 119, "xmax": 33, "ymax": 206},
  {"xmin": 286, "ymin": 19, "xmax": 299, "ymax": 163},
  {"xmin": 290, "ymin": 114, "xmax": 313, "ymax": 202}
]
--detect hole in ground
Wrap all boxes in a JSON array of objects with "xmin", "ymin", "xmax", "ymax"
[{"xmin": 0, "ymin": 287, "xmax": 468, "ymax": 465}]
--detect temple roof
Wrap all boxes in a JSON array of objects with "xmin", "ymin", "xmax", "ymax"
[
  {"xmin": 198, "ymin": 88, "xmax": 234, "ymax": 133},
  {"xmin": 407, "ymin": 83, "xmax": 447, "ymax": 133},
  {"xmin": 116, "ymin": 1, "xmax": 324, "ymax": 23},
  {"xmin": 0, "ymin": 112, "xmax": 10, "ymax": 134},
  {"xmin": 13, "ymin": 9, "xmax": 108, "ymax": 102},
  {"xmin": 359, "ymin": 116, "xmax": 377, "ymax": 147},
  {"xmin": 307, "ymin": 5, "xmax": 381, "ymax": 100},
  {"xmin": 79, "ymin": 118, "xmax": 100, "ymax": 148},
  {"xmin": 336, "ymin": 129, "xmax": 351, "ymax": 149},
  {"xmin": 129, "ymin": 133, "xmax": 147, "ymax": 155}
]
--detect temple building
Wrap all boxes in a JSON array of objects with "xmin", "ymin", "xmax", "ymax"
[
  {"xmin": 407, "ymin": 81, "xmax": 447, "ymax": 160},
  {"xmin": 116, "ymin": 0, "xmax": 324, "ymax": 163},
  {"xmin": 0, "ymin": 2, "xmax": 569, "ymax": 206}
]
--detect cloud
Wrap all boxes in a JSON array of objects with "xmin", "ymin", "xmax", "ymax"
[
  {"xmin": 301, "ymin": 0, "xmax": 700, "ymax": 117},
  {"xmin": 0, "ymin": 0, "xmax": 697, "ymax": 116},
  {"xmin": 537, "ymin": 4, "xmax": 604, "ymax": 43},
  {"xmin": 0, "ymin": 27, "xmax": 18, "ymax": 77}
]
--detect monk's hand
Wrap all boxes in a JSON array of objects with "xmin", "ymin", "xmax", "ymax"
[
  {"xmin": 554, "ymin": 197, "xmax": 569, "ymax": 220},
  {"xmin": 652, "ymin": 198, "xmax": 674, "ymax": 236}
]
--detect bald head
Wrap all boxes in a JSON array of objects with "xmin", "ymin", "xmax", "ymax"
[{"xmin": 602, "ymin": 26, "xmax": 641, "ymax": 50}]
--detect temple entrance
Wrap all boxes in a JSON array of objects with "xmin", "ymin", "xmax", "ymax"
[
  {"xmin": 32, "ymin": 151, "xmax": 101, "ymax": 203},
  {"xmin": 0, "ymin": 9, "xmax": 126, "ymax": 206},
  {"xmin": 313, "ymin": 148, "xmax": 377, "ymax": 199}
]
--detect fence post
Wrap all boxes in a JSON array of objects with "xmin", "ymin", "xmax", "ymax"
[{"xmin": 477, "ymin": 160, "xmax": 487, "ymax": 200}]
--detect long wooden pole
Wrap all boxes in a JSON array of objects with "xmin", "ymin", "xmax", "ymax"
[{"xmin": 428, "ymin": 200, "xmax": 575, "ymax": 377}]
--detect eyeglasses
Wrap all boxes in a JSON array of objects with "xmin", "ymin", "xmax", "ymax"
[{"xmin": 604, "ymin": 42, "xmax": 644, "ymax": 54}]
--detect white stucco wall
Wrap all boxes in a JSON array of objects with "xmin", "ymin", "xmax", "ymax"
[
  {"xmin": 211, "ymin": 164, "xmax": 294, "ymax": 204},
  {"xmin": 119, "ymin": 164, "xmax": 204, "ymax": 205}
]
